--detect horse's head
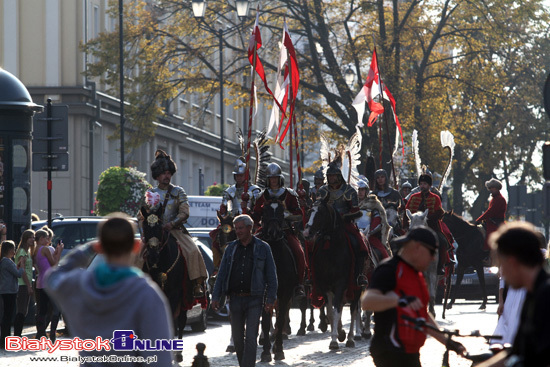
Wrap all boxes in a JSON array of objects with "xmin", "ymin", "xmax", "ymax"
[
  {"xmin": 407, "ymin": 209, "xmax": 429, "ymax": 228},
  {"xmin": 261, "ymin": 200, "xmax": 286, "ymax": 241},
  {"xmin": 303, "ymin": 200, "xmax": 334, "ymax": 240},
  {"xmin": 140, "ymin": 205, "xmax": 166, "ymax": 267},
  {"xmin": 217, "ymin": 211, "xmax": 236, "ymax": 247}
]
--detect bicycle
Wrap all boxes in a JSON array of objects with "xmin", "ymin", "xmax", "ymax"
[{"xmin": 401, "ymin": 314, "xmax": 507, "ymax": 367}]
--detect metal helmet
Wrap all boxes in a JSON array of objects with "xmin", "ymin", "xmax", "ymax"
[
  {"xmin": 374, "ymin": 169, "xmax": 388, "ymax": 179},
  {"xmin": 314, "ymin": 168, "xmax": 324, "ymax": 180},
  {"xmin": 232, "ymin": 158, "xmax": 246, "ymax": 175},
  {"xmin": 401, "ymin": 181, "xmax": 412, "ymax": 189},
  {"xmin": 357, "ymin": 179, "xmax": 369, "ymax": 189},
  {"xmin": 266, "ymin": 163, "xmax": 283, "ymax": 179}
]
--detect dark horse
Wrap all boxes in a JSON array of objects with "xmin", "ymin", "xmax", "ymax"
[
  {"xmin": 140, "ymin": 205, "xmax": 191, "ymax": 363},
  {"xmin": 258, "ymin": 200, "xmax": 300, "ymax": 361},
  {"xmin": 442, "ymin": 210, "xmax": 488, "ymax": 310},
  {"xmin": 304, "ymin": 200, "xmax": 362, "ymax": 350}
]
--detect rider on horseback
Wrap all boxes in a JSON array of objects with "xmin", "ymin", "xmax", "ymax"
[
  {"xmin": 210, "ymin": 158, "xmax": 262, "ymax": 270},
  {"xmin": 317, "ymin": 163, "xmax": 369, "ymax": 286},
  {"xmin": 356, "ymin": 178, "xmax": 371, "ymax": 233},
  {"xmin": 252, "ymin": 163, "xmax": 307, "ymax": 298},
  {"xmin": 399, "ymin": 181, "xmax": 413, "ymax": 205},
  {"xmin": 142, "ymin": 150, "xmax": 208, "ymax": 298},
  {"xmin": 476, "ymin": 178, "xmax": 507, "ymax": 260},
  {"xmin": 404, "ymin": 169, "xmax": 452, "ymax": 275},
  {"xmin": 372, "ymin": 169, "xmax": 404, "ymax": 213},
  {"xmin": 311, "ymin": 168, "xmax": 325, "ymax": 201}
]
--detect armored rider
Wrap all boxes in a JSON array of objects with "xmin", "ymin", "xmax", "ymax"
[
  {"xmin": 372, "ymin": 169, "xmax": 404, "ymax": 212},
  {"xmin": 220, "ymin": 158, "xmax": 262, "ymax": 217},
  {"xmin": 317, "ymin": 162, "xmax": 369, "ymax": 286},
  {"xmin": 211, "ymin": 158, "xmax": 262, "ymax": 269},
  {"xmin": 356, "ymin": 178, "xmax": 371, "ymax": 233},
  {"xmin": 145, "ymin": 150, "xmax": 208, "ymax": 298},
  {"xmin": 252, "ymin": 163, "xmax": 307, "ymax": 297},
  {"xmin": 399, "ymin": 181, "xmax": 413, "ymax": 205},
  {"xmin": 310, "ymin": 168, "xmax": 325, "ymax": 201},
  {"xmin": 357, "ymin": 178, "xmax": 390, "ymax": 260}
]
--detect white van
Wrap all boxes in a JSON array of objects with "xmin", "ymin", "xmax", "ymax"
[{"xmin": 186, "ymin": 196, "xmax": 222, "ymax": 228}]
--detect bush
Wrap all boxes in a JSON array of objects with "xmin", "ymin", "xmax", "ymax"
[
  {"xmin": 204, "ymin": 183, "xmax": 229, "ymax": 196},
  {"xmin": 94, "ymin": 166, "xmax": 152, "ymax": 216}
]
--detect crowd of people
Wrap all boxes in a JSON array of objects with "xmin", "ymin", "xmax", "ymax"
[{"xmin": 0, "ymin": 145, "xmax": 549, "ymax": 367}]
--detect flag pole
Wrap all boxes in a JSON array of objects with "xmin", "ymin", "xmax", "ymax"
[{"xmin": 372, "ymin": 42, "xmax": 398, "ymax": 189}]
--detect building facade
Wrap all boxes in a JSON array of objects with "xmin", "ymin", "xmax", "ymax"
[{"xmin": 1, "ymin": 0, "xmax": 290, "ymax": 217}]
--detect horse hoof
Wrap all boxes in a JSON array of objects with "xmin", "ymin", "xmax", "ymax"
[
  {"xmin": 307, "ymin": 324, "xmax": 315, "ymax": 332},
  {"xmin": 329, "ymin": 341, "xmax": 339, "ymax": 350},
  {"xmin": 297, "ymin": 328, "xmax": 306, "ymax": 336},
  {"xmin": 338, "ymin": 330, "xmax": 346, "ymax": 342},
  {"xmin": 445, "ymin": 304, "xmax": 453, "ymax": 310},
  {"xmin": 346, "ymin": 340, "xmax": 355, "ymax": 348},
  {"xmin": 479, "ymin": 304, "xmax": 487, "ymax": 310},
  {"xmin": 226, "ymin": 345, "xmax": 235, "ymax": 353},
  {"xmin": 320, "ymin": 324, "xmax": 328, "ymax": 333},
  {"xmin": 175, "ymin": 352, "xmax": 183, "ymax": 363},
  {"xmin": 260, "ymin": 352, "xmax": 272, "ymax": 362},
  {"xmin": 354, "ymin": 335, "xmax": 362, "ymax": 341},
  {"xmin": 361, "ymin": 332, "xmax": 372, "ymax": 339},
  {"xmin": 274, "ymin": 352, "xmax": 285, "ymax": 361}
]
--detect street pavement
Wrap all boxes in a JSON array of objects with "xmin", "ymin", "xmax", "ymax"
[{"xmin": 1, "ymin": 299, "xmax": 499, "ymax": 366}]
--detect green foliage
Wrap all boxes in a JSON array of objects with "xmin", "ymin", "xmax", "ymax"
[
  {"xmin": 204, "ymin": 183, "xmax": 229, "ymax": 196},
  {"xmin": 94, "ymin": 166, "xmax": 152, "ymax": 216}
]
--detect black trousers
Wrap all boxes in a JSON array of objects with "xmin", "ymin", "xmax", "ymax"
[
  {"xmin": 372, "ymin": 351, "xmax": 422, "ymax": 367},
  {"xmin": 1, "ymin": 293, "xmax": 17, "ymax": 349}
]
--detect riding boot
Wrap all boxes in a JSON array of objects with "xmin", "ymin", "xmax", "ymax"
[
  {"xmin": 294, "ymin": 284, "xmax": 306, "ymax": 298},
  {"xmin": 13, "ymin": 313, "xmax": 26, "ymax": 337}
]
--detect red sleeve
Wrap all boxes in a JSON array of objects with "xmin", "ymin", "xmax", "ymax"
[
  {"xmin": 252, "ymin": 194, "xmax": 265, "ymax": 226},
  {"xmin": 286, "ymin": 192, "xmax": 302, "ymax": 216},
  {"xmin": 476, "ymin": 195, "xmax": 507, "ymax": 222}
]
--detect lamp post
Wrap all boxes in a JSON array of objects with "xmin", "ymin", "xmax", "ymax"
[
  {"xmin": 192, "ymin": 0, "xmax": 250, "ymax": 185},
  {"xmin": 119, "ymin": 0, "xmax": 125, "ymax": 167},
  {"xmin": 344, "ymin": 66, "xmax": 356, "ymax": 87}
]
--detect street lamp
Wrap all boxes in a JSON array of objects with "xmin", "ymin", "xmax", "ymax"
[
  {"xmin": 192, "ymin": 0, "xmax": 250, "ymax": 185},
  {"xmin": 344, "ymin": 66, "xmax": 356, "ymax": 87}
]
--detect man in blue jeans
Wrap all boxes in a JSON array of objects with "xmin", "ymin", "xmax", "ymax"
[{"xmin": 212, "ymin": 214, "xmax": 278, "ymax": 367}]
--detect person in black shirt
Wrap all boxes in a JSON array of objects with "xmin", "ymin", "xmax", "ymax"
[
  {"xmin": 481, "ymin": 222, "xmax": 550, "ymax": 367},
  {"xmin": 211, "ymin": 214, "xmax": 277, "ymax": 367}
]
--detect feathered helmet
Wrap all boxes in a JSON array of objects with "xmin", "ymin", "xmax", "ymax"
[
  {"xmin": 320, "ymin": 126, "xmax": 362, "ymax": 187},
  {"xmin": 151, "ymin": 149, "xmax": 177, "ymax": 180},
  {"xmin": 232, "ymin": 158, "xmax": 246, "ymax": 175},
  {"xmin": 418, "ymin": 166, "xmax": 433, "ymax": 186},
  {"xmin": 485, "ymin": 178, "xmax": 502, "ymax": 190}
]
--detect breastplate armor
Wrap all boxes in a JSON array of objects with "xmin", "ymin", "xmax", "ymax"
[{"xmin": 150, "ymin": 185, "xmax": 187, "ymax": 224}]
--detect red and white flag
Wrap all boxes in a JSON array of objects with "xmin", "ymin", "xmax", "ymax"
[
  {"xmin": 275, "ymin": 20, "xmax": 300, "ymax": 146},
  {"xmin": 267, "ymin": 27, "xmax": 289, "ymax": 135},
  {"xmin": 352, "ymin": 47, "xmax": 384, "ymax": 127}
]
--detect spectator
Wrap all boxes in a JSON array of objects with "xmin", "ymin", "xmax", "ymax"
[
  {"xmin": 0, "ymin": 240, "xmax": 23, "ymax": 349},
  {"xmin": 34, "ymin": 227, "xmax": 63, "ymax": 341},
  {"xmin": 45, "ymin": 213, "xmax": 173, "ymax": 366},
  {"xmin": 361, "ymin": 226, "xmax": 465, "ymax": 366},
  {"xmin": 13, "ymin": 229, "xmax": 35, "ymax": 336},
  {"xmin": 212, "ymin": 214, "xmax": 277, "ymax": 367},
  {"xmin": 482, "ymin": 222, "xmax": 550, "ymax": 367}
]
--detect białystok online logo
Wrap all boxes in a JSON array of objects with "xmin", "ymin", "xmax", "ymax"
[{"xmin": 6, "ymin": 330, "xmax": 185, "ymax": 353}]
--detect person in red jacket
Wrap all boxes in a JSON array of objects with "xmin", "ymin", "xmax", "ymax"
[{"xmin": 476, "ymin": 178, "xmax": 507, "ymax": 253}]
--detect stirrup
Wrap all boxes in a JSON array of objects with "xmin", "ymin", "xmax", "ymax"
[
  {"xmin": 193, "ymin": 284, "xmax": 205, "ymax": 298},
  {"xmin": 356, "ymin": 275, "xmax": 368, "ymax": 286},
  {"xmin": 294, "ymin": 285, "xmax": 306, "ymax": 298}
]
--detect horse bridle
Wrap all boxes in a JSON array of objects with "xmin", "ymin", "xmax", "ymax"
[{"xmin": 144, "ymin": 229, "xmax": 180, "ymax": 290}]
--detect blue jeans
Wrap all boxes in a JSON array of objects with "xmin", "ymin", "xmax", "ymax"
[{"xmin": 229, "ymin": 295, "xmax": 263, "ymax": 367}]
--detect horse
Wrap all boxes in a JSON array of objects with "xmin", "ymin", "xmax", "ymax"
[
  {"xmin": 442, "ymin": 210, "xmax": 488, "ymax": 310},
  {"xmin": 257, "ymin": 199, "xmax": 300, "ymax": 361},
  {"xmin": 303, "ymin": 200, "xmax": 362, "ymax": 350},
  {"xmin": 140, "ymin": 205, "xmax": 190, "ymax": 363}
]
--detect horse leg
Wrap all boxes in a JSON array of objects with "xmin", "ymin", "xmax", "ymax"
[
  {"xmin": 476, "ymin": 264, "xmax": 488, "ymax": 310},
  {"xmin": 297, "ymin": 295, "xmax": 307, "ymax": 336},
  {"xmin": 442, "ymin": 265, "xmax": 454, "ymax": 320},
  {"xmin": 362, "ymin": 311, "xmax": 372, "ymax": 339},
  {"xmin": 448, "ymin": 265, "xmax": 465, "ymax": 309},
  {"xmin": 260, "ymin": 309, "xmax": 272, "ymax": 362},
  {"xmin": 319, "ymin": 304, "xmax": 329, "ymax": 332},
  {"xmin": 347, "ymin": 298, "xmax": 358, "ymax": 347},
  {"xmin": 273, "ymin": 296, "xmax": 291, "ymax": 360},
  {"xmin": 308, "ymin": 303, "xmax": 315, "ymax": 331},
  {"xmin": 354, "ymin": 299, "xmax": 363, "ymax": 341}
]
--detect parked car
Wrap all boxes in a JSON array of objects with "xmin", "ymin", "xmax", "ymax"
[
  {"xmin": 436, "ymin": 266, "xmax": 500, "ymax": 304},
  {"xmin": 187, "ymin": 227, "xmax": 216, "ymax": 250}
]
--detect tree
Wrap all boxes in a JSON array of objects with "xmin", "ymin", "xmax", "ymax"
[
  {"xmin": 204, "ymin": 183, "xmax": 229, "ymax": 196},
  {"xmin": 94, "ymin": 166, "xmax": 151, "ymax": 216},
  {"xmin": 85, "ymin": 0, "xmax": 550, "ymax": 216}
]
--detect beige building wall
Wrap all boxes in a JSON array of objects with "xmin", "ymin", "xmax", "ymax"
[{"xmin": 1, "ymin": 0, "xmax": 289, "ymax": 218}]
